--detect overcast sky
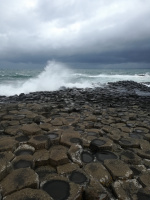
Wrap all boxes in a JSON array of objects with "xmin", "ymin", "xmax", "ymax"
[{"xmin": 0, "ymin": 0, "xmax": 150, "ymax": 68}]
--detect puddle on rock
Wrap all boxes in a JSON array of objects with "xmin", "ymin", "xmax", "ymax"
[
  {"xmin": 15, "ymin": 149, "xmax": 34, "ymax": 156},
  {"xmin": 95, "ymin": 151, "xmax": 117, "ymax": 162},
  {"xmin": 69, "ymin": 171, "xmax": 87, "ymax": 184},
  {"xmin": 42, "ymin": 180, "xmax": 70, "ymax": 200},
  {"xmin": 81, "ymin": 151, "xmax": 94, "ymax": 163},
  {"xmin": 13, "ymin": 160, "xmax": 32, "ymax": 169}
]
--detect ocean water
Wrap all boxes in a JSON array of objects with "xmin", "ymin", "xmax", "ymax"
[{"xmin": 0, "ymin": 61, "xmax": 150, "ymax": 96}]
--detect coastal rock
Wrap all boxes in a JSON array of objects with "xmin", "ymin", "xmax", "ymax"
[
  {"xmin": 84, "ymin": 163, "xmax": 112, "ymax": 186},
  {"xmin": 112, "ymin": 179, "xmax": 142, "ymax": 200},
  {"xmin": 20, "ymin": 123, "xmax": 42, "ymax": 135},
  {"xmin": 0, "ymin": 137, "xmax": 18, "ymax": 152},
  {"xmin": 104, "ymin": 159, "xmax": 133, "ymax": 180},
  {"xmin": 3, "ymin": 188, "xmax": 52, "ymax": 200},
  {"xmin": 0, "ymin": 168, "xmax": 39, "ymax": 196},
  {"xmin": 49, "ymin": 145, "xmax": 69, "ymax": 166}
]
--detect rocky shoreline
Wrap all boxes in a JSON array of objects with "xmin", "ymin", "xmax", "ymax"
[{"xmin": 0, "ymin": 81, "xmax": 150, "ymax": 200}]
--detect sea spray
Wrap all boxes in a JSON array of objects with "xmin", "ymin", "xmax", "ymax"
[{"xmin": 0, "ymin": 61, "xmax": 72, "ymax": 96}]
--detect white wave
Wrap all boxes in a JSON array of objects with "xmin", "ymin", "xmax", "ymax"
[{"xmin": 0, "ymin": 61, "xmax": 91, "ymax": 96}]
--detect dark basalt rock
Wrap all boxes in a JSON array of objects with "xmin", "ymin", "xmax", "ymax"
[
  {"xmin": 13, "ymin": 160, "xmax": 33, "ymax": 169},
  {"xmin": 69, "ymin": 170, "xmax": 87, "ymax": 184},
  {"xmin": 90, "ymin": 139, "xmax": 106, "ymax": 152},
  {"xmin": 33, "ymin": 135, "xmax": 48, "ymax": 141},
  {"xmin": 42, "ymin": 180, "xmax": 70, "ymax": 200},
  {"xmin": 81, "ymin": 151, "xmax": 94, "ymax": 163},
  {"xmin": 95, "ymin": 151, "xmax": 117, "ymax": 162},
  {"xmin": 48, "ymin": 133, "xmax": 59, "ymax": 139},
  {"xmin": 15, "ymin": 149, "xmax": 34, "ymax": 156},
  {"xmin": 70, "ymin": 138, "xmax": 83, "ymax": 145},
  {"xmin": 15, "ymin": 135, "xmax": 30, "ymax": 142}
]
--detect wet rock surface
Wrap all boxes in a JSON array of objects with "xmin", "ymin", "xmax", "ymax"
[{"xmin": 0, "ymin": 81, "xmax": 150, "ymax": 199}]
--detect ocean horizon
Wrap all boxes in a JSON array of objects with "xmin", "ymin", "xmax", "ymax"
[{"xmin": 0, "ymin": 61, "xmax": 150, "ymax": 96}]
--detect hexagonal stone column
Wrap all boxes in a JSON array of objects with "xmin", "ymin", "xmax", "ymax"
[{"xmin": 0, "ymin": 168, "xmax": 39, "ymax": 196}]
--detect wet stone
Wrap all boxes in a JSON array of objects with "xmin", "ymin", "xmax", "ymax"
[
  {"xmin": 68, "ymin": 144, "xmax": 82, "ymax": 166},
  {"xmin": 15, "ymin": 135, "xmax": 29, "ymax": 143},
  {"xmin": 70, "ymin": 138, "xmax": 83, "ymax": 145},
  {"xmin": 60, "ymin": 131, "xmax": 81, "ymax": 147},
  {"xmin": 20, "ymin": 123, "xmax": 42, "ymax": 136},
  {"xmin": 14, "ymin": 144, "xmax": 35, "ymax": 156},
  {"xmin": 33, "ymin": 149, "xmax": 50, "ymax": 167},
  {"xmin": 81, "ymin": 151, "xmax": 94, "ymax": 163},
  {"xmin": 3, "ymin": 188, "xmax": 52, "ymax": 200},
  {"xmin": 121, "ymin": 150, "xmax": 141, "ymax": 164},
  {"xmin": 57, "ymin": 163, "xmax": 79, "ymax": 175},
  {"xmin": 95, "ymin": 151, "xmax": 117, "ymax": 162},
  {"xmin": 47, "ymin": 132, "xmax": 61, "ymax": 145},
  {"xmin": 41, "ymin": 176, "xmax": 82, "ymax": 200},
  {"xmin": 119, "ymin": 138, "xmax": 140, "ymax": 148},
  {"xmin": 137, "ymin": 188, "xmax": 150, "ymax": 200},
  {"xmin": 0, "ymin": 137, "xmax": 18, "ymax": 152},
  {"xmin": 84, "ymin": 179, "xmax": 109, "ymax": 200},
  {"xmin": 49, "ymin": 145, "xmax": 69, "ymax": 166},
  {"xmin": 104, "ymin": 159, "xmax": 133, "ymax": 180},
  {"xmin": 138, "ymin": 172, "xmax": 150, "ymax": 187},
  {"xmin": 28, "ymin": 135, "xmax": 50, "ymax": 150},
  {"xmin": 0, "ymin": 168, "xmax": 39, "ymax": 196},
  {"xmin": 84, "ymin": 163, "xmax": 112, "ymax": 187},
  {"xmin": 12, "ymin": 155, "xmax": 34, "ymax": 169},
  {"xmin": 69, "ymin": 170, "xmax": 88, "ymax": 185},
  {"xmin": 112, "ymin": 179, "xmax": 142, "ymax": 200},
  {"xmin": 42, "ymin": 180, "xmax": 70, "ymax": 200},
  {"xmin": 35, "ymin": 165, "xmax": 56, "ymax": 182},
  {"xmin": 90, "ymin": 137, "xmax": 113, "ymax": 152}
]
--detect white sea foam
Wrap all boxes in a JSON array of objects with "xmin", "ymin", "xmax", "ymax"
[
  {"xmin": 0, "ymin": 61, "xmax": 91, "ymax": 96},
  {"xmin": 0, "ymin": 61, "xmax": 149, "ymax": 96}
]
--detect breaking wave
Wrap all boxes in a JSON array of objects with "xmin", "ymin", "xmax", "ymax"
[{"xmin": 0, "ymin": 61, "xmax": 149, "ymax": 96}]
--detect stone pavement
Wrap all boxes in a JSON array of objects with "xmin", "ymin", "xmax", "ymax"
[{"xmin": 0, "ymin": 81, "xmax": 150, "ymax": 199}]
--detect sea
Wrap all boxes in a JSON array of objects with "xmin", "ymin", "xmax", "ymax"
[{"xmin": 0, "ymin": 61, "xmax": 150, "ymax": 96}]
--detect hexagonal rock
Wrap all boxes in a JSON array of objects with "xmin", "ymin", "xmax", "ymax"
[
  {"xmin": 104, "ymin": 159, "xmax": 133, "ymax": 180},
  {"xmin": 41, "ymin": 176, "xmax": 82, "ymax": 200},
  {"xmin": 3, "ymin": 188, "xmax": 52, "ymax": 200},
  {"xmin": 14, "ymin": 144, "xmax": 35, "ymax": 156},
  {"xmin": 121, "ymin": 150, "xmax": 141, "ymax": 165},
  {"xmin": 51, "ymin": 118, "xmax": 63, "ymax": 126},
  {"xmin": 139, "ymin": 140, "xmax": 150, "ymax": 151},
  {"xmin": 138, "ymin": 173, "xmax": 150, "ymax": 187},
  {"xmin": 60, "ymin": 131, "xmax": 82, "ymax": 147},
  {"xmin": 112, "ymin": 179, "xmax": 142, "ymax": 200},
  {"xmin": 69, "ymin": 169, "xmax": 89, "ymax": 186},
  {"xmin": 90, "ymin": 137, "xmax": 113, "ymax": 152},
  {"xmin": 0, "ymin": 137, "xmax": 18, "ymax": 152},
  {"xmin": 47, "ymin": 131, "xmax": 61, "ymax": 145},
  {"xmin": 33, "ymin": 149, "xmax": 50, "ymax": 167},
  {"xmin": 84, "ymin": 163, "xmax": 112, "ymax": 187},
  {"xmin": 0, "ymin": 168, "xmax": 39, "ymax": 196},
  {"xmin": 12, "ymin": 155, "xmax": 34, "ymax": 170},
  {"xmin": 136, "ymin": 188, "xmax": 150, "ymax": 200},
  {"xmin": 137, "ymin": 149, "xmax": 150, "ymax": 159},
  {"xmin": 4, "ymin": 125, "xmax": 21, "ymax": 136},
  {"xmin": 84, "ymin": 179, "xmax": 109, "ymax": 200},
  {"xmin": 68, "ymin": 144, "xmax": 83, "ymax": 166},
  {"xmin": 0, "ymin": 152, "xmax": 14, "ymax": 181},
  {"xmin": 20, "ymin": 123, "xmax": 42, "ymax": 135},
  {"xmin": 40, "ymin": 122, "xmax": 52, "ymax": 131},
  {"xmin": 119, "ymin": 138, "xmax": 140, "ymax": 148},
  {"xmin": 57, "ymin": 163, "xmax": 80, "ymax": 175},
  {"xmin": 35, "ymin": 165, "xmax": 56, "ymax": 182},
  {"xmin": 49, "ymin": 145, "xmax": 69, "ymax": 166},
  {"xmin": 28, "ymin": 135, "xmax": 50, "ymax": 150}
]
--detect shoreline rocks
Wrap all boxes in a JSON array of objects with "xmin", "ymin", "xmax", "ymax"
[{"xmin": 0, "ymin": 81, "xmax": 150, "ymax": 199}]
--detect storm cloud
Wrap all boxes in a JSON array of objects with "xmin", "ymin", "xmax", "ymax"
[{"xmin": 0, "ymin": 0, "xmax": 150, "ymax": 67}]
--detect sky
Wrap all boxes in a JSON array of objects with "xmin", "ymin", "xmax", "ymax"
[{"xmin": 0, "ymin": 0, "xmax": 150, "ymax": 68}]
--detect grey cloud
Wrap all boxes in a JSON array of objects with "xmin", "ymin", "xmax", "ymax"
[{"xmin": 0, "ymin": 0, "xmax": 150, "ymax": 67}]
